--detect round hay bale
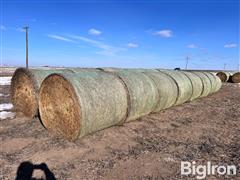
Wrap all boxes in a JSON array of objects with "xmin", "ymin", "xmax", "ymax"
[
  {"xmin": 11, "ymin": 68, "xmax": 38, "ymax": 118},
  {"xmin": 39, "ymin": 70, "xmax": 128, "ymax": 141},
  {"xmin": 156, "ymin": 70, "xmax": 193, "ymax": 105},
  {"xmin": 100, "ymin": 69, "xmax": 159, "ymax": 122},
  {"xmin": 202, "ymin": 72, "xmax": 218, "ymax": 94},
  {"xmin": 142, "ymin": 71, "xmax": 178, "ymax": 111},
  {"xmin": 231, "ymin": 72, "xmax": 240, "ymax": 83},
  {"xmin": 191, "ymin": 72, "xmax": 212, "ymax": 97},
  {"xmin": 210, "ymin": 72, "xmax": 222, "ymax": 92},
  {"xmin": 216, "ymin": 71, "xmax": 231, "ymax": 82},
  {"xmin": 182, "ymin": 71, "xmax": 203, "ymax": 101}
]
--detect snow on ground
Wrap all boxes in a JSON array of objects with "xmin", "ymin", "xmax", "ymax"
[
  {"xmin": 0, "ymin": 93, "xmax": 10, "ymax": 97},
  {"xmin": 0, "ymin": 111, "xmax": 15, "ymax": 120},
  {"xmin": 0, "ymin": 76, "xmax": 12, "ymax": 86},
  {"xmin": 0, "ymin": 103, "xmax": 13, "ymax": 111}
]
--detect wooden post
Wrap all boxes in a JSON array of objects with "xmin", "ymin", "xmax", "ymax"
[{"xmin": 23, "ymin": 26, "xmax": 29, "ymax": 69}]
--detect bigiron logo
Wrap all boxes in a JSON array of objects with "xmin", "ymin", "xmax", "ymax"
[{"xmin": 181, "ymin": 161, "xmax": 239, "ymax": 179}]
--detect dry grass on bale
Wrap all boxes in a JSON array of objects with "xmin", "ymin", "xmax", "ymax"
[
  {"xmin": 216, "ymin": 71, "xmax": 231, "ymax": 82},
  {"xmin": 11, "ymin": 68, "xmax": 38, "ymax": 118},
  {"xmin": 39, "ymin": 74, "xmax": 82, "ymax": 141},
  {"xmin": 10, "ymin": 68, "xmax": 98, "ymax": 119},
  {"xmin": 231, "ymin": 72, "xmax": 240, "ymax": 83}
]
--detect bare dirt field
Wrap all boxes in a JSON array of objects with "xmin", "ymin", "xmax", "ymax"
[{"xmin": 0, "ymin": 71, "xmax": 240, "ymax": 179}]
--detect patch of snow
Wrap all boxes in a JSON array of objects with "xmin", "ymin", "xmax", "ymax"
[
  {"xmin": 0, "ymin": 93, "xmax": 10, "ymax": 97},
  {"xmin": 0, "ymin": 103, "xmax": 13, "ymax": 111},
  {"xmin": 0, "ymin": 76, "xmax": 12, "ymax": 86},
  {"xmin": 0, "ymin": 111, "xmax": 15, "ymax": 120}
]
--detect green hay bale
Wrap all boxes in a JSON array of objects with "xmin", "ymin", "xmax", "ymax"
[
  {"xmin": 182, "ymin": 71, "xmax": 203, "ymax": 101},
  {"xmin": 111, "ymin": 68, "xmax": 179, "ymax": 112},
  {"xmin": 121, "ymin": 69, "xmax": 178, "ymax": 111},
  {"xmin": 192, "ymin": 72, "xmax": 212, "ymax": 97},
  {"xmin": 39, "ymin": 70, "xmax": 128, "ymax": 141},
  {"xmin": 210, "ymin": 72, "xmax": 222, "ymax": 92},
  {"xmin": 142, "ymin": 71, "xmax": 178, "ymax": 111},
  {"xmin": 100, "ymin": 68, "xmax": 159, "ymax": 122},
  {"xmin": 156, "ymin": 69, "xmax": 193, "ymax": 105},
  {"xmin": 202, "ymin": 72, "xmax": 218, "ymax": 94}
]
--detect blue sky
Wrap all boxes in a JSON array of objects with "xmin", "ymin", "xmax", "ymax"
[{"xmin": 1, "ymin": 0, "xmax": 239, "ymax": 70}]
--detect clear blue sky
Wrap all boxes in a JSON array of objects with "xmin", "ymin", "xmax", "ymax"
[{"xmin": 1, "ymin": 0, "xmax": 239, "ymax": 70}]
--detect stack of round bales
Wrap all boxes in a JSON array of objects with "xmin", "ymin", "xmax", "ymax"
[
  {"xmin": 11, "ymin": 68, "xmax": 70, "ymax": 118},
  {"xmin": 12, "ymin": 68, "xmax": 222, "ymax": 141},
  {"xmin": 11, "ymin": 68, "xmax": 97, "ymax": 118},
  {"xmin": 98, "ymin": 68, "xmax": 160, "ymax": 122}
]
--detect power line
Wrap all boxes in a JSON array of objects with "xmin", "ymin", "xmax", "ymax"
[{"xmin": 185, "ymin": 56, "xmax": 190, "ymax": 70}]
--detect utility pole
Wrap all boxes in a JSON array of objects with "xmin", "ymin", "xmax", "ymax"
[
  {"xmin": 224, "ymin": 63, "xmax": 227, "ymax": 70},
  {"xmin": 23, "ymin": 26, "xmax": 29, "ymax": 69},
  {"xmin": 185, "ymin": 56, "xmax": 190, "ymax": 70}
]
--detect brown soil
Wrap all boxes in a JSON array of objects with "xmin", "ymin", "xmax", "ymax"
[{"xmin": 1, "ymin": 75, "xmax": 240, "ymax": 179}]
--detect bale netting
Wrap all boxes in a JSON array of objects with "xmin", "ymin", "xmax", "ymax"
[
  {"xmin": 181, "ymin": 71, "xmax": 203, "ymax": 101},
  {"xmin": 156, "ymin": 70, "xmax": 193, "ymax": 105},
  {"xmin": 231, "ymin": 72, "xmax": 240, "ymax": 83},
  {"xmin": 99, "ymin": 68, "xmax": 159, "ymax": 122},
  {"xmin": 216, "ymin": 71, "xmax": 232, "ymax": 82},
  {"xmin": 123, "ymin": 69, "xmax": 179, "ymax": 111},
  {"xmin": 210, "ymin": 73, "xmax": 222, "ymax": 92},
  {"xmin": 191, "ymin": 72, "xmax": 212, "ymax": 97},
  {"xmin": 202, "ymin": 72, "xmax": 219, "ymax": 94},
  {"xmin": 142, "ymin": 71, "xmax": 178, "ymax": 111},
  {"xmin": 39, "ymin": 70, "xmax": 128, "ymax": 141}
]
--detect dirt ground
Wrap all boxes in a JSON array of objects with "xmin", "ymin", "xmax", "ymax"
[{"xmin": 0, "ymin": 71, "xmax": 240, "ymax": 179}]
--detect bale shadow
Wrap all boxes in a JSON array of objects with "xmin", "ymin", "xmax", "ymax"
[{"xmin": 15, "ymin": 161, "xmax": 56, "ymax": 180}]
